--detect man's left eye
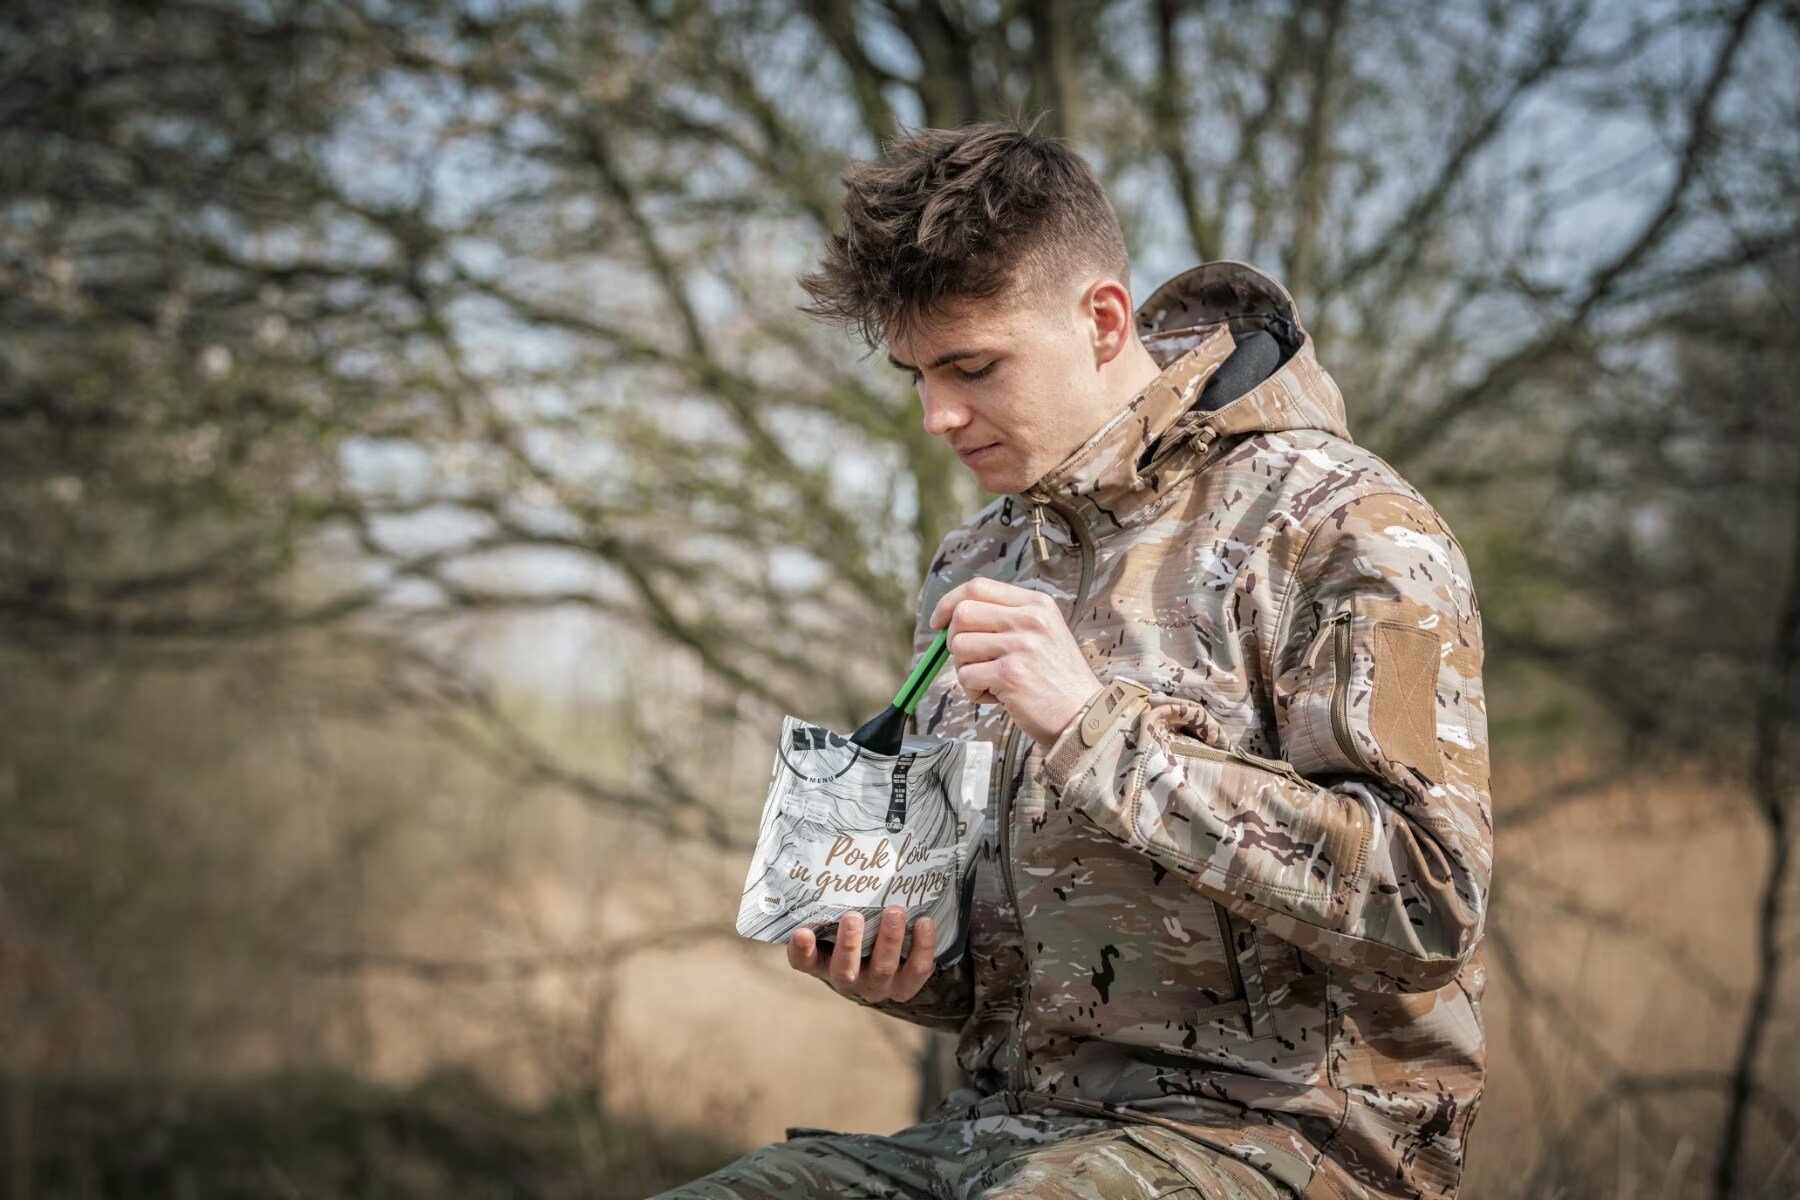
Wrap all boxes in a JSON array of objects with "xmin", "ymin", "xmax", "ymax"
[{"xmin": 957, "ymin": 362, "xmax": 998, "ymax": 381}]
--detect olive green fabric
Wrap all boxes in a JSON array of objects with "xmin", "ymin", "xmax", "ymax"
[{"xmin": 651, "ymin": 1092, "xmax": 1294, "ymax": 1199}]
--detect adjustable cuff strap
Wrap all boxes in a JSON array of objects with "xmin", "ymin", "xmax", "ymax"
[{"xmin": 1039, "ymin": 677, "xmax": 1153, "ymax": 793}]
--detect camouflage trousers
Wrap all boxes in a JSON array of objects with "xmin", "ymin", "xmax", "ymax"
[{"xmin": 649, "ymin": 1092, "xmax": 1293, "ymax": 1200}]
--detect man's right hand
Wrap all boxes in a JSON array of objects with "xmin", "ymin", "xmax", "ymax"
[{"xmin": 787, "ymin": 904, "xmax": 937, "ymax": 1003}]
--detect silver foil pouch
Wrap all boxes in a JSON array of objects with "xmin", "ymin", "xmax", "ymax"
[{"xmin": 736, "ymin": 716, "xmax": 991, "ymax": 966}]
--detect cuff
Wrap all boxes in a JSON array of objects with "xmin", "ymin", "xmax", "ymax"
[{"xmin": 1037, "ymin": 676, "xmax": 1152, "ymax": 794}]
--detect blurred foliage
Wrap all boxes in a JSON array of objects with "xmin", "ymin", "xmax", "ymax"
[{"xmin": 7, "ymin": 1070, "xmax": 738, "ymax": 1199}]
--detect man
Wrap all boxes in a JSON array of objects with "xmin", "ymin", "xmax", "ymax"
[{"xmin": 659, "ymin": 121, "xmax": 1491, "ymax": 1200}]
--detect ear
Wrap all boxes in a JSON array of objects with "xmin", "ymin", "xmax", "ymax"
[{"xmin": 1082, "ymin": 276, "xmax": 1134, "ymax": 369}]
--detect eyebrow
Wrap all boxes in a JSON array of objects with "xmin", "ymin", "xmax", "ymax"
[{"xmin": 886, "ymin": 347, "xmax": 994, "ymax": 373}]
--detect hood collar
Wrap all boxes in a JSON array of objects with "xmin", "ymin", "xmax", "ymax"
[{"xmin": 1009, "ymin": 261, "xmax": 1351, "ymax": 542}]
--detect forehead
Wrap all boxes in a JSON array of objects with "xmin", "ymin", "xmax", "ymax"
[{"xmin": 884, "ymin": 294, "xmax": 1038, "ymax": 363}]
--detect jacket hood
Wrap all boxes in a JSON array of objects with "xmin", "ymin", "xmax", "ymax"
[{"xmin": 1015, "ymin": 261, "xmax": 1351, "ymax": 537}]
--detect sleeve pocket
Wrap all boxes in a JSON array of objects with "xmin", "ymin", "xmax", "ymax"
[{"xmin": 1281, "ymin": 594, "xmax": 1447, "ymax": 785}]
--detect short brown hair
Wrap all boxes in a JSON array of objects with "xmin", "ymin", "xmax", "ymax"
[{"xmin": 797, "ymin": 115, "xmax": 1130, "ymax": 353}]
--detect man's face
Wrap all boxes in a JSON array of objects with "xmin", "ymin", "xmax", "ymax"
[{"xmin": 886, "ymin": 279, "xmax": 1113, "ymax": 495}]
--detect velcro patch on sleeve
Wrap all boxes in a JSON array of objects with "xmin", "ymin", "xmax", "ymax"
[{"xmin": 1369, "ymin": 622, "xmax": 1444, "ymax": 779}]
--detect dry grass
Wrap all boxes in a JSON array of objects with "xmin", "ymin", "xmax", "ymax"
[{"xmin": 1, "ymin": 646, "xmax": 1794, "ymax": 1197}]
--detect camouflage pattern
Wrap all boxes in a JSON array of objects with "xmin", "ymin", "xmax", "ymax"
[
  {"xmin": 652, "ymin": 1091, "xmax": 1292, "ymax": 1198},
  {"xmin": 848, "ymin": 261, "xmax": 1492, "ymax": 1200}
]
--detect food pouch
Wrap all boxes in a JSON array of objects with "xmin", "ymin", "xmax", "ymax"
[{"xmin": 735, "ymin": 716, "xmax": 991, "ymax": 966}]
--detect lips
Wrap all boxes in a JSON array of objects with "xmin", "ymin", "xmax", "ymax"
[{"xmin": 956, "ymin": 442, "xmax": 1000, "ymax": 463}]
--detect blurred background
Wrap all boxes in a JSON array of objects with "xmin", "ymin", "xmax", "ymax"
[{"xmin": 2, "ymin": 1, "xmax": 1797, "ymax": 1197}]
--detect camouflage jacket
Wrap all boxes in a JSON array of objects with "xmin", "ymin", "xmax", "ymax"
[{"xmin": 875, "ymin": 262, "xmax": 1492, "ymax": 1199}]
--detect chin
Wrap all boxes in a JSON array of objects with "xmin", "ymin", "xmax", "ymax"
[
  {"xmin": 959, "ymin": 444, "xmax": 1032, "ymax": 494},
  {"xmin": 966, "ymin": 461, "xmax": 1020, "ymax": 493}
]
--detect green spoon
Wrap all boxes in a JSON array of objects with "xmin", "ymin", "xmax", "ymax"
[
  {"xmin": 849, "ymin": 627, "xmax": 951, "ymax": 755},
  {"xmin": 816, "ymin": 627, "xmax": 952, "ymax": 962}
]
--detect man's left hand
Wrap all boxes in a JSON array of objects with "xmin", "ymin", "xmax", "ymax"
[{"xmin": 929, "ymin": 577, "xmax": 1103, "ymax": 746}]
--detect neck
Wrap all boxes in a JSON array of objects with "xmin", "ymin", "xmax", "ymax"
[
  {"xmin": 1013, "ymin": 334, "xmax": 1178, "ymax": 501},
  {"xmin": 1106, "ymin": 335, "xmax": 1164, "ymax": 407}
]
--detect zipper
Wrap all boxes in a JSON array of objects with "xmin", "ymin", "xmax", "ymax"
[
  {"xmin": 1329, "ymin": 610, "xmax": 1362, "ymax": 769},
  {"xmin": 1045, "ymin": 494, "xmax": 1096, "ymax": 628},
  {"xmin": 1030, "ymin": 501, "xmax": 1050, "ymax": 562},
  {"xmin": 1160, "ymin": 738, "xmax": 1289, "ymax": 1040},
  {"xmin": 1211, "ymin": 903, "xmax": 1256, "ymax": 1036},
  {"xmin": 994, "ymin": 719, "xmax": 1024, "ymax": 907},
  {"xmin": 1301, "ymin": 609, "xmax": 1361, "ymax": 769},
  {"xmin": 1170, "ymin": 744, "xmax": 1275, "ymax": 1039},
  {"xmin": 1000, "ymin": 490, "xmax": 1093, "ymax": 1091}
]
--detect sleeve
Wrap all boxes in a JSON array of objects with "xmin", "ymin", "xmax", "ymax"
[
  {"xmin": 832, "ymin": 953, "xmax": 974, "ymax": 1033},
  {"xmin": 1033, "ymin": 491, "xmax": 1492, "ymax": 993},
  {"xmin": 814, "ymin": 572, "xmax": 975, "ymax": 1033}
]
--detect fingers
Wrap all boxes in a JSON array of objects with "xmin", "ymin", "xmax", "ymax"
[
  {"xmin": 787, "ymin": 926, "xmax": 825, "ymax": 977},
  {"xmin": 892, "ymin": 916, "xmax": 936, "ymax": 1001},
  {"xmin": 828, "ymin": 912, "xmax": 864, "ymax": 992},
  {"xmin": 955, "ymin": 658, "xmax": 1005, "ymax": 707},
  {"xmin": 946, "ymin": 629, "xmax": 1011, "ymax": 664},
  {"xmin": 944, "ymin": 599, "xmax": 1013, "ymax": 635},
  {"xmin": 792, "ymin": 907, "xmax": 940, "ymax": 1006},
  {"xmin": 930, "ymin": 578, "xmax": 1044, "ymax": 630},
  {"xmin": 929, "ymin": 581, "xmax": 973, "ymax": 630},
  {"xmin": 860, "ymin": 905, "xmax": 906, "ymax": 1001}
]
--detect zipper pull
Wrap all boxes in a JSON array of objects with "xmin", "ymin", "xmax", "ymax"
[
  {"xmin": 1031, "ymin": 501, "xmax": 1050, "ymax": 562},
  {"xmin": 1193, "ymin": 426, "xmax": 1219, "ymax": 457},
  {"xmin": 1303, "ymin": 610, "xmax": 1351, "ymax": 671}
]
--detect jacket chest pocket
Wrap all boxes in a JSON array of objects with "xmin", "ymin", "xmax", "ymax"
[
  {"xmin": 1149, "ymin": 740, "xmax": 1289, "ymax": 1043},
  {"xmin": 1188, "ymin": 903, "xmax": 1277, "ymax": 1041},
  {"xmin": 1280, "ymin": 592, "xmax": 1447, "ymax": 786}
]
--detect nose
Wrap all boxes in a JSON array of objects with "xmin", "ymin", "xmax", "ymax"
[{"xmin": 919, "ymin": 381, "xmax": 970, "ymax": 439}]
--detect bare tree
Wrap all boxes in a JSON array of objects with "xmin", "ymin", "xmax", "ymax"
[{"xmin": 4, "ymin": 2, "xmax": 1798, "ymax": 1190}]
